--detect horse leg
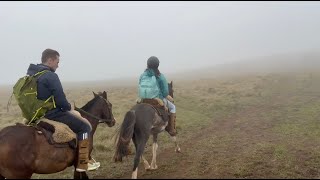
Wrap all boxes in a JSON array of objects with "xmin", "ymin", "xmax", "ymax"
[
  {"xmin": 132, "ymin": 136, "xmax": 148, "ymax": 179},
  {"xmin": 170, "ymin": 135, "xmax": 181, "ymax": 153},
  {"xmin": 166, "ymin": 113, "xmax": 181, "ymax": 153},
  {"xmin": 150, "ymin": 134, "xmax": 158, "ymax": 170},
  {"xmin": 74, "ymin": 169, "xmax": 89, "ymax": 179},
  {"xmin": 134, "ymin": 135, "xmax": 150, "ymax": 170},
  {"xmin": 141, "ymin": 155, "xmax": 151, "ymax": 171}
]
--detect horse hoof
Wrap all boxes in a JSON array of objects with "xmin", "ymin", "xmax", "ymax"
[
  {"xmin": 145, "ymin": 166, "xmax": 151, "ymax": 171},
  {"xmin": 150, "ymin": 165, "xmax": 158, "ymax": 170},
  {"xmin": 175, "ymin": 148, "xmax": 181, "ymax": 153}
]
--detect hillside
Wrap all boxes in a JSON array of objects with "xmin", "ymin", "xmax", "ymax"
[
  {"xmin": 169, "ymin": 51, "xmax": 320, "ymax": 81},
  {"xmin": 0, "ymin": 52, "xmax": 320, "ymax": 178}
]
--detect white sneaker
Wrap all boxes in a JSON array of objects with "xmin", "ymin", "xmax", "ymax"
[
  {"xmin": 88, "ymin": 158, "xmax": 100, "ymax": 171},
  {"xmin": 76, "ymin": 167, "xmax": 86, "ymax": 172}
]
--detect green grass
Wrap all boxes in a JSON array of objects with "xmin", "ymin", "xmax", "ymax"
[{"xmin": 1, "ymin": 71, "xmax": 320, "ymax": 178}]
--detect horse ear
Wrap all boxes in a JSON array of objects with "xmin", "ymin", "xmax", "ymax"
[
  {"xmin": 102, "ymin": 91, "xmax": 107, "ymax": 99},
  {"xmin": 93, "ymin": 92, "xmax": 98, "ymax": 97},
  {"xmin": 170, "ymin": 81, "xmax": 173, "ymax": 85}
]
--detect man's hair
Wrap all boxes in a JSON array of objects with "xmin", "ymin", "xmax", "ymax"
[{"xmin": 41, "ymin": 49, "xmax": 60, "ymax": 63}]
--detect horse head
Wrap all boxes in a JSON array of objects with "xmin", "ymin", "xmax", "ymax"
[{"xmin": 92, "ymin": 91, "xmax": 116, "ymax": 127}]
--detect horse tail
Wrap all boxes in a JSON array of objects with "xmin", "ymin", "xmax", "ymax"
[{"xmin": 114, "ymin": 110, "xmax": 136, "ymax": 162}]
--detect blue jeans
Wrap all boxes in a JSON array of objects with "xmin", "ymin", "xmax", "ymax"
[
  {"xmin": 163, "ymin": 98, "xmax": 176, "ymax": 113},
  {"xmin": 45, "ymin": 110, "xmax": 92, "ymax": 140}
]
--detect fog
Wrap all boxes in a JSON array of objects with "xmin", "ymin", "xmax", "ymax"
[{"xmin": 1, "ymin": 1, "xmax": 320, "ymax": 85}]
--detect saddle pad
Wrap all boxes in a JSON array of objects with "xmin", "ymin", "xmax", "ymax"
[{"xmin": 37, "ymin": 118, "xmax": 76, "ymax": 143}]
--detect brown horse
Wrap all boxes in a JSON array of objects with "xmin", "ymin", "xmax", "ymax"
[
  {"xmin": 0, "ymin": 91, "xmax": 116, "ymax": 179},
  {"xmin": 114, "ymin": 81, "xmax": 180, "ymax": 179}
]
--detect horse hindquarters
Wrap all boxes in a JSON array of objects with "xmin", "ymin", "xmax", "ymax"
[{"xmin": 0, "ymin": 126, "xmax": 36, "ymax": 178}]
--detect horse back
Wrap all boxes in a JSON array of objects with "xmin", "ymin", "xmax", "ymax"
[
  {"xmin": 0, "ymin": 124, "xmax": 75, "ymax": 175},
  {"xmin": 135, "ymin": 100, "xmax": 169, "ymax": 122},
  {"xmin": 131, "ymin": 103, "xmax": 167, "ymax": 133},
  {"xmin": 0, "ymin": 124, "xmax": 36, "ymax": 142}
]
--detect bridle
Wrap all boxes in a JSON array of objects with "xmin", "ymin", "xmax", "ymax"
[{"xmin": 74, "ymin": 96, "xmax": 113, "ymax": 124}]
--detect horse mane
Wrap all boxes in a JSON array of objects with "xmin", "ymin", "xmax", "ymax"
[{"xmin": 81, "ymin": 95, "xmax": 100, "ymax": 111}]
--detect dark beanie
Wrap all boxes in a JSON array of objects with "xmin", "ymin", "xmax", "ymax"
[{"xmin": 147, "ymin": 56, "xmax": 159, "ymax": 69}]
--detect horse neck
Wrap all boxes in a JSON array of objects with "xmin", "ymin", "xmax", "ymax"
[
  {"xmin": 168, "ymin": 84, "xmax": 173, "ymax": 98},
  {"xmin": 80, "ymin": 100, "xmax": 100, "ymax": 134},
  {"xmin": 169, "ymin": 89, "xmax": 173, "ymax": 98}
]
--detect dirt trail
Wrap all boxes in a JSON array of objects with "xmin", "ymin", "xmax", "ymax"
[
  {"xmin": 114, "ymin": 105, "xmax": 278, "ymax": 179},
  {"xmin": 92, "ymin": 94, "xmax": 320, "ymax": 179}
]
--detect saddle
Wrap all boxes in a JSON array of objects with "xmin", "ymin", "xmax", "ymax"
[
  {"xmin": 18, "ymin": 118, "xmax": 77, "ymax": 149},
  {"xmin": 137, "ymin": 98, "xmax": 170, "ymax": 122}
]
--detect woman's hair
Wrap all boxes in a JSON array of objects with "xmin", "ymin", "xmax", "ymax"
[
  {"xmin": 145, "ymin": 68, "xmax": 160, "ymax": 77},
  {"xmin": 152, "ymin": 68, "xmax": 160, "ymax": 77},
  {"xmin": 146, "ymin": 56, "xmax": 161, "ymax": 76}
]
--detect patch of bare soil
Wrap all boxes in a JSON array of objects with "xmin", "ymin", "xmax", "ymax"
[
  {"xmin": 107, "ymin": 105, "xmax": 272, "ymax": 179},
  {"xmin": 92, "ymin": 93, "xmax": 320, "ymax": 179}
]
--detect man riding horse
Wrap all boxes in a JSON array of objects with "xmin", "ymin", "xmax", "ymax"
[{"xmin": 16, "ymin": 48, "xmax": 100, "ymax": 172}]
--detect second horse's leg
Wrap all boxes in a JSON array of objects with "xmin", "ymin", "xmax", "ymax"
[
  {"xmin": 150, "ymin": 134, "xmax": 158, "ymax": 170},
  {"xmin": 141, "ymin": 155, "xmax": 151, "ymax": 170},
  {"xmin": 171, "ymin": 135, "xmax": 181, "ymax": 153}
]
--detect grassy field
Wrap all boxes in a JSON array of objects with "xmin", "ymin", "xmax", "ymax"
[{"xmin": 1, "ymin": 70, "xmax": 320, "ymax": 178}]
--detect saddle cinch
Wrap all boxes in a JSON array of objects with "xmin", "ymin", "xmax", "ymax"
[
  {"xmin": 137, "ymin": 98, "xmax": 170, "ymax": 122},
  {"xmin": 17, "ymin": 119, "xmax": 77, "ymax": 149}
]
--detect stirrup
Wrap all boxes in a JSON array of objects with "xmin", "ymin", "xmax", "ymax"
[{"xmin": 88, "ymin": 157, "xmax": 100, "ymax": 171}]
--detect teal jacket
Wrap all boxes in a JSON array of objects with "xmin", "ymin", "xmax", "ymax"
[{"xmin": 139, "ymin": 69, "xmax": 169, "ymax": 99}]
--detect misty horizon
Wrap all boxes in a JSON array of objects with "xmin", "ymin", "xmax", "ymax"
[{"xmin": 1, "ymin": 1, "xmax": 320, "ymax": 85}]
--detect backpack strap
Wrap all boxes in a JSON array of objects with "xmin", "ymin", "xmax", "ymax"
[
  {"xmin": 6, "ymin": 93, "xmax": 13, "ymax": 113},
  {"xmin": 34, "ymin": 70, "xmax": 49, "ymax": 77}
]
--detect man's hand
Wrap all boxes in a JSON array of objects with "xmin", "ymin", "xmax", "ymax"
[{"xmin": 166, "ymin": 95, "xmax": 174, "ymax": 103}]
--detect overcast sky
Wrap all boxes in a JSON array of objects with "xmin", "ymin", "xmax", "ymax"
[{"xmin": 1, "ymin": 1, "xmax": 320, "ymax": 85}]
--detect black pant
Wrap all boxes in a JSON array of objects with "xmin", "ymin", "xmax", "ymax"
[{"xmin": 45, "ymin": 110, "xmax": 92, "ymax": 140}]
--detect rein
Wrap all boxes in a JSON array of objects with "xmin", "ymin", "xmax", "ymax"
[
  {"xmin": 74, "ymin": 106, "xmax": 108, "ymax": 124},
  {"xmin": 73, "ymin": 95, "xmax": 113, "ymax": 124}
]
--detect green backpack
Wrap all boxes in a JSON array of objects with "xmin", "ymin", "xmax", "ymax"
[{"xmin": 12, "ymin": 70, "xmax": 56, "ymax": 125}]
